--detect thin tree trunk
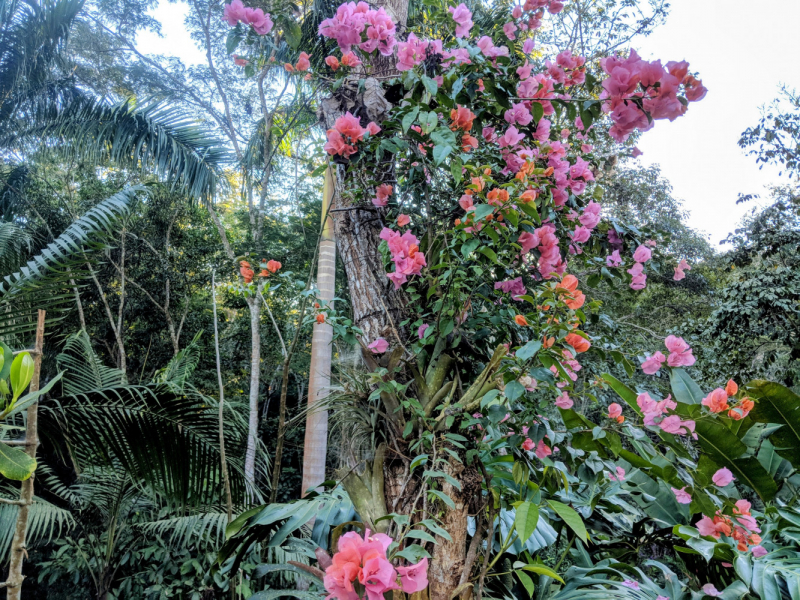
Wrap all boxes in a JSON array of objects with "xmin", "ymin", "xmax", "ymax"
[
  {"xmin": 5, "ymin": 309, "xmax": 45, "ymax": 599},
  {"xmin": 212, "ymin": 272, "xmax": 234, "ymax": 523},
  {"xmin": 116, "ymin": 230, "xmax": 127, "ymax": 375},
  {"xmin": 301, "ymin": 167, "xmax": 336, "ymax": 496},
  {"xmin": 244, "ymin": 295, "xmax": 262, "ymax": 489}
]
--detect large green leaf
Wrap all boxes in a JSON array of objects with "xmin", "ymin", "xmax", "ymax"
[
  {"xmin": 514, "ymin": 501, "xmax": 540, "ymax": 541},
  {"xmin": 601, "ymin": 373, "xmax": 641, "ymax": 415},
  {"xmin": 669, "ymin": 367, "xmax": 704, "ymax": 405},
  {"xmin": 0, "ymin": 442, "xmax": 36, "ymax": 480},
  {"xmin": 547, "ymin": 500, "xmax": 588, "ymax": 542},
  {"xmin": 693, "ymin": 418, "xmax": 778, "ymax": 501},
  {"xmin": 745, "ymin": 380, "xmax": 800, "ymax": 468}
]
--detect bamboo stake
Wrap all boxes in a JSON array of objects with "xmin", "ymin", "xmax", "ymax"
[{"xmin": 5, "ymin": 309, "xmax": 45, "ymax": 599}]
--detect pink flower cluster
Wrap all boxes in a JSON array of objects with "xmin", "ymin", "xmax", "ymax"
[
  {"xmin": 318, "ymin": 2, "xmax": 397, "ymax": 56},
  {"xmin": 641, "ymin": 335, "xmax": 695, "ymax": 374},
  {"xmin": 518, "ymin": 224, "xmax": 564, "ymax": 279},
  {"xmin": 494, "ymin": 277, "xmax": 526, "ymax": 301},
  {"xmin": 324, "ymin": 112, "xmax": 381, "ymax": 158},
  {"xmin": 696, "ymin": 500, "xmax": 763, "ymax": 552},
  {"xmin": 396, "ymin": 35, "xmax": 471, "ymax": 72},
  {"xmin": 323, "ymin": 529, "xmax": 428, "ymax": 600},
  {"xmin": 546, "ymin": 51, "xmax": 586, "ymax": 86},
  {"xmin": 673, "ymin": 258, "xmax": 691, "ymax": 281},
  {"xmin": 636, "ymin": 392, "xmax": 696, "ymax": 438},
  {"xmin": 626, "ymin": 244, "xmax": 651, "ymax": 290},
  {"xmin": 600, "ymin": 49, "xmax": 707, "ymax": 142},
  {"xmin": 448, "ymin": 4, "xmax": 473, "ymax": 38},
  {"xmin": 222, "ymin": 0, "xmax": 273, "ymax": 35},
  {"xmin": 380, "ymin": 228, "xmax": 427, "ymax": 289}
]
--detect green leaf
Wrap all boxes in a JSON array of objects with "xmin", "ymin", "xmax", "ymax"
[
  {"xmin": 402, "ymin": 106, "xmax": 420, "ymax": 133},
  {"xmin": 746, "ymin": 380, "xmax": 800, "ymax": 468},
  {"xmin": 694, "ymin": 418, "xmax": 778, "ymax": 501},
  {"xmin": 601, "ymin": 373, "xmax": 641, "ymax": 416},
  {"xmin": 419, "ymin": 111, "xmax": 438, "ymax": 134},
  {"xmin": 518, "ymin": 564, "xmax": 564, "ymax": 584},
  {"xmin": 478, "ymin": 247, "xmax": 498, "ymax": 263},
  {"xmin": 404, "ymin": 529, "xmax": 437, "ymax": 544},
  {"xmin": 225, "ymin": 29, "xmax": 243, "ymax": 55},
  {"xmin": 669, "ymin": 368, "xmax": 704, "ymax": 405},
  {"xmin": 283, "ymin": 20, "xmax": 302, "ymax": 49},
  {"xmin": 504, "ymin": 381, "xmax": 525, "ymax": 402},
  {"xmin": 432, "ymin": 144, "xmax": 452, "ymax": 165},
  {"xmin": 532, "ymin": 102, "xmax": 544, "ymax": 123},
  {"xmin": 0, "ymin": 342, "xmax": 12, "ymax": 379},
  {"xmin": 474, "ymin": 204, "xmax": 494, "ymax": 222},
  {"xmin": 394, "ymin": 545, "xmax": 430, "ymax": 562},
  {"xmin": 10, "ymin": 352, "xmax": 34, "ymax": 402},
  {"xmin": 516, "ymin": 341, "xmax": 542, "ymax": 362},
  {"xmin": 0, "ymin": 443, "xmax": 36, "ymax": 481},
  {"xmin": 429, "ymin": 489, "xmax": 455, "ymax": 509},
  {"xmin": 514, "ymin": 502, "xmax": 540, "ymax": 541},
  {"xmin": 547, "ymin": 500, "xmax": 588, "ymax": 542},
  {"xmin": 421, "ymin": 75, "xmax": 438, "ymax": 96}
]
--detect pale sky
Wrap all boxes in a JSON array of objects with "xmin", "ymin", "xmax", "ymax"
[{"xmin": 138, "ymin": 0, "xmax": 800, "ymax": 247}]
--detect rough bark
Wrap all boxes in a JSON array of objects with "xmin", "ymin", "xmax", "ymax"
[
  {"xmin": 212, "ymin": 273, "xmax": 233, "ymax": 523},
  {"xmin": 301, "ymin": 167, "xmax": 336, "ymax": 496},
  {"xmin": 5, "ymin": 310, "xmax": 45, "ymax": 598}
]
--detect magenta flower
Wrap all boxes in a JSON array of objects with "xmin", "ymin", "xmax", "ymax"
[
  {"xmin": 606, "ymin": 250, "xmax": 623, "ymax": 267},
  {"xmin": 397, "ymin": 558, "xmax": 428, "ymax": 593},
  {"xmin": 665, "ymin": 335, "xmax": 695, "ymax": 367},
  {"xmin": 368, "ymin": 338, "xmax": 389, "ymax": 354},
  {"xmin": 751, "ymin": 545, "xmax": 767, "ymax": 558},
  {"xmin": 701, "ymin": 583, "xmax": 722, "ymax": 597},
  {"xmin": 417, "ymin": 323, "xmax": 429, "ymax": 340},
  {"xmin": 633, "ymin": 244, "xmax": 652, "ymax": 263},
  {"xmin": 447, "ymin": 3, "xmax": 473, "ymax": 37},
  {"xmin": 712, "ymin": 467, "xmax": 734, "ymax": 487},
  {"xmin": 555, "ymin": 392, "xmax": 573, "ymax": 409},
  {"xmin": 503, "ymin": 21, "xmax": 517, "ymax": 39},
  {"xmin": 671, "ymin": 486, "xmax": 692, "ymax": 504},
  {"xmin": 642, "ymin": 351, "xmax": 666, "ymax": 375}
]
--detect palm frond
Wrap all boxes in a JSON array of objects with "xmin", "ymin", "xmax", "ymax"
[
  {"xmin": 152, "ymin": 330, "xmax": 202, "ymax": 390},
  {"xmin": 0, "ymin": 483, "xmax": 76, "ymax": 561},
  {"xmin": 140, "ymin": 508, "xmax": 231, "ymax": 548},
  {"xmin": 0, "ymin": 221, "xmax": 30, "ymax": 275},
  {"xmin": 42, "ymin": 384, "xmax": 257, "ymax": 507},
  {"xmin": 0, "ymin": 186, "xmax": 140, "ymax": 340},
  {"xmin": 4, "ymin": 97, "xmax": 229, "ymax": 202},
  {"xmin": 56, "ymin": 330, "xmax": 125, "ymax": 395}
]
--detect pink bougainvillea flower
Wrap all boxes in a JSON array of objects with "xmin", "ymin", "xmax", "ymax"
[
  {"xmin": 671, "ymin": 486, "xmax": 692, "ymax": 504},
  {"xmin": 366, "ymin": 122, "xmax": 381, "ymax": 135},
  {"xmin": 397, "ymin": 558, "xmax": 428, "ymax": 593},
  {"xmin": 371, "ymin": 183, "xmax": 392, "ymax": 207},
  {"xmin": 659, "ymin": 415, "xmax": 695, "ymax": 437},
  {"xmin": 325, "ymin": 55, "xmax": 340, "ymax": 70},
  {"xmin": 555, "ymin": 392, "xmax": 573, "ymax": 409},
  {"xmin": 503, "ymin": 21, "xmax": 517, "ymax": 39},
  {"xmin": 702, "ymin": 388, "xmax": 730, "ymax": 413},
  {"xmin": 368, "ymin": 338, "xmax": 389, "ymax": 354},
  {"xmin": 607, "ymin": 466, "xmax": 626, "ymax": 482},
  {"xmin": 627, "ymin": 262, "xmax": 647, "ymax": 290},
  {"xmin": 622, "ymin": 580, "xmax": 639, "ymax": 590},
  {"xmin": 447, "ymin": 3, "xmax": 473, "ymax": 37},
  {"xmin": 701, "ymin": 584, "xmax": 722, "ymax": 597},
  {"xmin": 607, "ymin": 403, "xmax": 623, "ymax": 420},
  {"xmin": 712, "ymin": 467, "xmax": 734, "ymax": 487},
  {"xmin": 606, "ymin": 250, "xmax": 623, "ymax": 267},
  {"xmin": 417, "ymin": 323, "xmax": 429, "ymax": 340},
  {"xmin": 295, "ymin": 51, "xmax": 311, "ymax": 71},
  {"xmin": 397, "ymin": 214, "xmax": 411, "ymax": 227},
  {"xmin": 632, "ymin": 146, "xmax": 643, "ymax": 158},
  {"xmin": 222, "ymin": 0, "xmax": 247, "ymax": 25},
  {"xmin": 534, "ymin": 439, "xmax": 552, "ymax": 459},
  {"xmin": 642, "ymin": 351, "xmax": 666, "ymax": 375},
  {"xmin": 751, "ymin": 545, "xmax": 768, "ymax": 558},
  {"xmin": 665, "ymin": 335, "xmax": 695, "ymax": 367},
  {"xmin": 632, "ymin": 244, "xmax": 652, "ymax": 263},
  {"xmin": 458, "ymin": 194, "xmax": 474, "ymax": 212},
  {"xmin": 674, "ymin": 258, "xmax": 691, "ymax": 280},
  {"xmin": 523, "ymin": 38, "xmax": 535, "ymax": 53}
]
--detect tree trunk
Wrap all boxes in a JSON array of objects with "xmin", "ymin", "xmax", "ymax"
[
  {"xmin": 212, "ymin": 272, "xmax": 234, "ymax": 522},
  {"xmin": 301, "ymin": 166, "xmax": 336, "ymax": 496},
  {"xmin": 5, "ymin": 310, "xmax": 45, "ymax": 599},
  {"xmin": 244, "ymin": 295, "xmax": 261, "ymax": 488}
]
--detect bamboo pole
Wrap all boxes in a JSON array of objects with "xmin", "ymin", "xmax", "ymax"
[
  {"xmin": 301, "ymin": 166, "xmax": 336, "ymax": 496},
  {"xmin": 5, "ymin": 309, "xmax": 45, "ymax": 598}
]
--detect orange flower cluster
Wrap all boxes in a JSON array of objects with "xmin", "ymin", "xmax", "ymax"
[
  {"xmin": 238, "ymin": 259, "xmax": 282, "ymax": 283},
  {"xmin": 450, "ymin": 105, "xmax": 475, "ymax": 132},
  {"xmin": 701, "ymin": 379, "xmax": 755, "ymax": 420},
  {"xmin": 556, "ymin": 274, "xmax": 586, "ymax": 310}
]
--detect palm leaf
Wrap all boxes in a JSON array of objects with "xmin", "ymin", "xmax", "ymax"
[
  {"xmin": 152, "ymin": 330, "xmax": 202, "ymax": 391},
  {"xmin": 56, "ymin": 330, "xmax": 125, "ymax": 395},
  {"xmin": 0, "ymin": 186, "xmax": 140, "ymax": 340},
  {"xmin": 0, "ymin": 483, "xmax": 75, "ymax": 561},
  {"xmin": 42, "ymin": 383, "xmax": 257, "ymax": 507}
]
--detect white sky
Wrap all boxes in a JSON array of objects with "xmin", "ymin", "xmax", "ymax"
[{"xmin": 137, "ymin": 0, "xmax": 800, "ymax": 246}]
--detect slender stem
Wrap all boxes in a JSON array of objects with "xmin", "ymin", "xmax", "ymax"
[{"xmin": 212, "ymin": 272, "xmax": 234, "ymax": 523}]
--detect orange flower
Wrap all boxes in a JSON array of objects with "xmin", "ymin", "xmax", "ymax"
[
  {"xmin": 450, "ymin": 105, "xmax": 475, "ymax": 132},
  {"xmin": 316, "ymin": 314, "xmax": 325, "ymax": 324},
  {"xmin": 565, "ymin": 332, "xmax": 591, "ymax": 353},
  {"xmin": 259, "ymin": 269, "xmax": 269, "ymax": 277},
  {"xmin": 455, "ymin": 218, "xmax": 462, "ymax": 226},
  {"xmin": 266, "ymin": 259, "xmax": 282, "ymax": 273},
  {"xmin": 520, "ymin": 189, "xmax": 537, "ymax": 203},
  {"xmin": 471, "ymin": 176, "xmax": 485, "ymax": 192},
  {"xmin": 483, "ymin": 167, "xmax": 492, "ymax": 176},
  {"xmin": 314, "ymin": 302, "xmax": 321, "ymax": 309},
  {"xmin": 487, "ymin": 188, "xmax": 510, "ymax": 206},
  {"xmin": 284, "ymin": 63, "xmax": 295, "ymax": 72},
  {"xmin": 514, "ymin": 315, "xmax": 529, "ymax": 326},
  {"xmin": 496, "ymin": 213, "xmax": 504, "ymax": 222},
  {"xmin": 557, "ymin": 275, "xmax": 579, "ymax": 293},
  {"xmin": 740, "ymin": 397, "xmax": 755, "ymax": 411},
  {"xmin": 565, "ymin": 290, "xmax": 586, "ymax": 310},
  {"xmin": 725, "ymin": 379, "xmax": 738, "ymax": 396},
  {"xmin": 462, "ymin": 134, "xmax": 479, "ymax": 152},
  {"xmin": 239, "ymin": 260, "xmax": 254, "ymax": 283},
  {"xmin": 543, "ymin": 166, "xmax": 554, "ymax": 177},
  {"xmin": 543, "ymin": 336, "xmax": 555, "ymax": 348}
]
